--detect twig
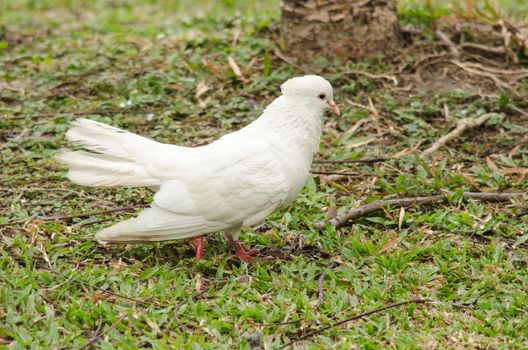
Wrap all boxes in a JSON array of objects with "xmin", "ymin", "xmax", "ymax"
[
  {"xmin": 93, "ymin": 315, "xmax": 105, "ymax": 337},
  {"xmin": 0, "ymin": 214, "xmax": 38, "ymax": 229},
  {"xmin": 459, "ymin": 42, "xmax": 506, "ymax": 55},
  {"xmin": 313, "ymin": 157, "xmax": 390, "ymax": 164},
  {"xmin": 9, "ymin": 108, "xmax": 161, "ymax": 120},
  {"xmin": 314, "ymin": 192, "xmax": 523, "ymax": 230},
  {"xmin": 311, "ymin": 170, "xmax": 359, "ymax": 176},
  {"xmin": 39, "ymin": 266, "xmax": 158, "ymax": 307},
  {"xmin": 498, "ymin": 20, "xmax": 528, "ymax": 63},
  {"xmin": 227, "ymin": 55, "xmax": 247, "ymax": 82},
  {"xmin": 314, "ymin": 262, "xmax": 337, "ymax": 308},
  {"xmin": 459, "ymin": 61, "xmax": 528, "ymax": 76},
  {"xmin": 509, "ymin": 105, "xmax": 528, "ymax": 118},
  {"xmin": 343, "ymin": 70, "xmax": 398, "ymax": 85},
  {"xmin": 277, "ymin": 298, "xmax": 433, "ymax": 349},
  {"xmin": 261, "ymin": 319, "xmax": 302, "ymax": 327},
  {"xmin": 345, "ymin": 100, "xmax": 370, "ymax": 111},
  {"xmin": 517, "ymin": 206, "xmax": 528, "ymax": 218},
  {"xmin": 423, "ymin": 113, "xmax": 498, "ymax": 155},
  {"xmin": 316, "ymin": 195, "xmax": 443, "ymax": 230},
  {"xmin": 406, "ymin": 52, "xmax": 452, "ymax": 72},
  {"xmin": 344, "ymin": 98, "xmax": 385, "ymax": 136},
  {"xmin": 449, "ymin": 60, "xmax": 511, "ymax": 90},
  {"xmin": 0, "ymin": 204, "xmax": 149, "ymax": 227},
  {"xmin": 75, "ymin": 217, "xmax": 120, "ymax": 227},
  {"xmin": 436, "ymin": 30, "xmax": 461, "ymax": 56},
  {"xmin": 78, "ymin": 319, "xmax": 120, "ymax": 350},
  {"xmin": 273, "ymin": 49, "xmax": 309, "ymax": 73},
  {"xmin": 462, "ymin": 192, "xmax": 523, "ymax": 202},
  {"xmin": 343, "ymin": 115, "xmax": 369, "ymax": 135},
  {"xmin": 9, "ymin": 187, "xmax": 116, "ymax": 204},
  {"xmin": 174, "ymin": 287, "xmax": 210, "ymax": 313}
]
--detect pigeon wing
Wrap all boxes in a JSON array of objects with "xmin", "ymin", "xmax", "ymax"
[{"xmin": 133, "ymin": 139, "xmax": 290, "ymax": 235}]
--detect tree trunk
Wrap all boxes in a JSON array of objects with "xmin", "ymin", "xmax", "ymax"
[{"xmin": 281, "ymin": 0, "xmax": 402, "ymax": 61}]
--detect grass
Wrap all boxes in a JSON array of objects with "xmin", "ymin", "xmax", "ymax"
[{"xmin": 1, "ymin": 0, "xmax": 528, "ymax": 349}]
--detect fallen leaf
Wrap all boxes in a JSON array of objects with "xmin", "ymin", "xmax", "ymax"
[
  {"xmin": 326, "ymin": 206, "xmax": 337, "ymax": 219},
  {"xmin": 232, "ymin": 28, "xmax": 241, "ymax": 46},
  {"xmin": 461, "ymin": 173, "xmax": 479, "ymax": 188},
  {"xmin": 319, "ymin": 174, "xmax": 345, "ymax": 185},
  {"xmin": 195, "ymin": 274, "xmax": 204, "ymax": 293},
  {"xmin": 145, "ymin": 316, "xmax": 160, "ymax": 334},
  {"xmin": 398, "ymin": 207, "xmax": 405, "ymax": 230},
  {"xmin": 379, "ymin": 232, "xmax": 398, "ymax": 254},
  {"xmin": 391, "ymin": 141, "xmax": 423, "ymax": 158},
  {"xmin": 343, "ymin": 136, "xmax": 375, "ymax": 149},
  {"xmin": 195, "ymin": 81, "xmax": 210, "ymax": 99},
  {"xmin": 195, "ymin": 81, "xmax": 211, "ymax": 108},
  {"xmin": 486, "ymin": 156, "xmax": 499, "ymax": 171},
  {"xmin": 202, "ymin": 58, "xmax": 227, "ymax": 80},
  {"xmin": 153, "ymin": 61, "xmax": 169, "ymax": 69},
  {"xmin": 0, "ymin": 337, "xmax": 12, "ymax": 345},
  {"xmin": 89, "ymin": 293, "xmax": 108, "ymax": 302},
  {"xmin": 501, "ymin": 167, "xmax": 528, "ymax": 175},
  {"xmin": 29, "ymin": 219, "xmax": 46, "ymax": 226},
  {"xmin": 508, "ymin": 145, "xmax": 521, "ymax": 158},
  {"xmin": 109, "ymin": 258, "xmax": 128, "ymax": 272},
  {"xmin": 165, "ymin": 83, "xmax": 184, "ymax": 90},
  {"xmin": 227, "ymin": 55, "xmax": 246, "ymax": 81}
]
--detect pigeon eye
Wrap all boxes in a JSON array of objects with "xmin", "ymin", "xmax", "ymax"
[{"xmin": 318, "ymin": 93, "xmax": 326, "ymax": 100}]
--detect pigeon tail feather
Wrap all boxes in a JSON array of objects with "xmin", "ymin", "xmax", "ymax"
[
  {"xmin": 95, "ymin": 216, "xmax": 205, "ymax": 243},
  {"xmin": 55, "ymin": 118, "xmax": 162, "ymax": 187}
]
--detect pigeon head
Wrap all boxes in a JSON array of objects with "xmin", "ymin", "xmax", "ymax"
[{"xmin": 280, "ymin": 75, "xmax": 340, "ymax": 116}]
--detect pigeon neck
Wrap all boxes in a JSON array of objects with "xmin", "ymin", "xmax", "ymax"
[{"xmin": 257, "ymin": 96, "xmax": 324, "ymax": 160}]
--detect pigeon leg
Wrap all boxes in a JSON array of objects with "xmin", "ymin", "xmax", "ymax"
[
  {"xmin": 226, "ymin": 236, "xmax": 258, "ymax": 262},
  {"xmin": 191, "ymin": 236, "xmax": 204, "ymax": 260}
]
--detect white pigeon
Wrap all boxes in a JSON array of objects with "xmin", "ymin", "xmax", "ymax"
[{"xmin": 56, "ymin": 75, "xmax": 340, "ymax": 262}]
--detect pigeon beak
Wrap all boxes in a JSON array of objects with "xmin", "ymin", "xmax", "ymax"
[{"xmin": 327, "ymin": 101, "xmax": 340, "ymax": 116}]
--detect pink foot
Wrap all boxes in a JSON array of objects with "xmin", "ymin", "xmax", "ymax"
[
  {"xmin": 191, "ymin": 237, "xmax": 204, "ymax": 260},
  {"xmin": 231, "ymin": 241, "xmax": 259, "ymax": 262}
]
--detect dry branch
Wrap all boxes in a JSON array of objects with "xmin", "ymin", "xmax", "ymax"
[
  {"xmin": 510, "ymin": 105, "xmax": 528, "ymax": 118},
  {"xmin": 75, "ymin": 217, "xmax": 120, "ymax": 228},
  {"xmin": 517, "ymin": 206, "xmax": 528, "ymax": 218},
  {"xmin": 436, "ymin": 30, "xmax": 461, "ymax": 56},
  {"xmin": 462, "ymin": 192, "xmax": 523, "ymax": 201},
  {"xmin": 0, "ymin": 204, "xmax": 149, "ymax": 228},
  {"xmin": 344, "ymin": 70, "xmax": 398, "ymax": 85},
  {"xmin": 313, "ymin": 157, "xmax": 390, "ymax": 164},
  {"xmin": 9, "ymin": 108, "xmax": 161, "ymax": 120},
  {"xmin": 273, "ymin": 49, "xmax": 309, "ymax": 73},
  {"xmin": 79, "ymin": 320, "xmax": 120, "ymax": 350},
  {"xmin": 459, "ymin": 42, "xmax": 506, "ymax": 55},
  {"xmin": 449, "ymin": 60, "xmax": 511, "ymax": 89},
  {"xmin": 423, "ymin": 113, "xmax": 498, "ymax": 155},
  {"xmin": 314, "ymin": 192, "xmax": 524, "ymax": 230},
  {"xmin": 278, "ymin": 298, "xmax": 433, "ymax": 349},
  {"xmin": 40, "ymin": 265, "xmax": 156, "ymax": 307},
  {"xmin": 227, "ymin": 55, "xmax": 247, "ymax": 82},
  {"xmin": 460, "ymin": 61, "xmax": 528, "ymax": 76},
  {"xmin": 46, "ymin": 205, "xmax": 150, "ymax": 221},
  {"xmin": 311, "ymin": 170, "xmax": 360, "ymax": 176},
  {"xmin": 313, "ymin": 262, "xmax": 337, "ymax": 309}
]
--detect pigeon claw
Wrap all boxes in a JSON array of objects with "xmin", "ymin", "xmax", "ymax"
[
  {"xmin": 192, "ymin": 236, "xmax": 204, "ymax": 260},
  {"xmin": 231, "ymin": 241, "xmax": 259, "ymax": 262}
]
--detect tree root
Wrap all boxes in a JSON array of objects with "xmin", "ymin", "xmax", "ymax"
[
  {"xmin": 314, "ymin": 192, "xmax": 524, "ymax": 230},
  {"xmin": 423, "ymin": 113, "xmax": 499, "ymax": 155}
]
